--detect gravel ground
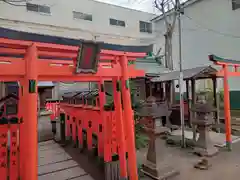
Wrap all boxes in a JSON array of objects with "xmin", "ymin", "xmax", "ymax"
[{"xmin": 137, "ymin": 139, "xmax": 240, "ymax": 180}]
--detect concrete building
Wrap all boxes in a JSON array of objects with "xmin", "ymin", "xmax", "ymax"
[
  {"xmin": 152, "ymin": 0, "xmax": 240, "ymax": 92},
  {"xmin": 0, "ymin": 0, "xmax": 157, "ymax": 46}
]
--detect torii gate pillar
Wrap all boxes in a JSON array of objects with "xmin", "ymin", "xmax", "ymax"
[{"xmin": 23, "ymin": 44, "xmax": 38, "ymax": 180}]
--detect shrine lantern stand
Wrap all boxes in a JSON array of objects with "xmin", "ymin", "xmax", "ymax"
[{"xmin": 0, "ymin": 38, "xmax": 146, "ymax": 180}]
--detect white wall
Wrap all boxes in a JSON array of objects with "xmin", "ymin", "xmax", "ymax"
[
  {"xmin": 154, "ymin": 0, "xmax": 240, "ymax": 90},
  {"xmin": 0, "ymin": 0, "xmax": 157, "ymax": 45}
]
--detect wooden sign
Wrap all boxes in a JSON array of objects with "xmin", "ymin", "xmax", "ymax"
[{"xmin": 75, "ymin": 41, "xmax": 101, "ymax": 74}]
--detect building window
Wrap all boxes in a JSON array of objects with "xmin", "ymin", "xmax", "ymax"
[
  {"xmin": 109, "ymin": 18, "xmax": 126, "ymax": 27},
  {"xmin": 73, "ymin": 11, "xmax": 92, "ymax": 21},
  {"xmin": 232, "ymin": 0, "xmax": 240, "ymax": 10},
  {"xmin": 139, "ymin": 21, "xmax": 152, "ymax": 33},
  {"xmin": 26, "ymin": 3, "xmax": 51, "ymax": 14}
]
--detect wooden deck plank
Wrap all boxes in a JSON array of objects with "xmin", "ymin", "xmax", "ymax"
[
  {"xmin": 38, "ymin": 160, "xmax": 78, "ymax": 175},
  {"xmin": 39, "ymin": 143, "xmax": 61, "ymax": 151},
  {"xmin": 38, "ymin": 141, "xmax": 92, "ymax": 180},
  {"xmin": 71, "ymin": 175, "xmax": 95, "ymax": 180},
  {"xmin": 38, "ymin": 167, "xmax": 87, "ymax": 180},
  {"xmin": 38, "ymin": 140, "xmax": 55, "ymax": 146},
  {"xmin": 38, "ymin": 153, "xmax": 72, "ymax": 166},
  {"xmin": 38, "ymin": 148, "xmax": 66, "ymax": 158}
]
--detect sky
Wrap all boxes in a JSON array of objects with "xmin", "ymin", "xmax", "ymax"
[
  {"xmin": 96, "ymin": 0, "xmax": 159, "ymax": 13},
  {"xmin": 97, "ymin": 0, "xmax": 188, "ymax": 13}
]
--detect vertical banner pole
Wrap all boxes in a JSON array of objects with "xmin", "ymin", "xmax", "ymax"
[{"xmin": 120, "ymin": 55, "xmax": 138, "ymax": 180}]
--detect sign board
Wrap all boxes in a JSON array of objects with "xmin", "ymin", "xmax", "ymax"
[
  {"xmin": 75, "ymin": 41, "xmax": 101, "ymax": 74},
  {"xmin": 5, "ymin": 104, "xmax": 18, "ymax": 116},
  {"xmin": 0, "ymin": 94, "xmax": 18, "ymax": 116}
]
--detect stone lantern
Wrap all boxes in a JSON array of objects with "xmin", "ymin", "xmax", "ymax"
[
  {"xmin": 191, "ymin": 102, "xmax": 219, "ymax": 157},
  {"xmin": 140, "ymin": 96, "xmax": 180, "ymax": 179}
]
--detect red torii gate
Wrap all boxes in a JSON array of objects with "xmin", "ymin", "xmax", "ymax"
[
  {"xmin": 0, "ymin": 37, "xmax": 146, "ymax": 180},
  {"xmin": 209, "ymin": 54, "xmax": 240, "ymax": 151}
]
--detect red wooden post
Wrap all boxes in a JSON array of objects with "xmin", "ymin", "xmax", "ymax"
[
  {"xmin": 72, "ymin": 116, "xmax": 77, "ymax": 144},
  {"xmin": 120, "ymin": 55, "xmax": 138, "ymax": 180},
  {"xmin": 18, "ymin": 81, "xmax": 25, "ymax": 179},
  {"xmin": 223, "ymin": 65, "xmax": 232, "ymax": 151},
  {"xmin": 113, "ymin": 78, "xmax": 128, "ymax": 179},
  {"xmin": 97, "ymin": 80, "xmax": 105, "ymax": 157},
  {"xmin": 23, "ymin": 44, "xmax": 38, "ymax": 180},
  {"xmin": 77, "ymin": 117, "xmax": 83, "ymax": 148},
  {"xmin": 100, "ymin": 80, "xmax": 112, "ymax": 163},
  {"xmin": 87, "ymin": 110, "xmax": 93, "ymax": 151},
  {"xmin": 50, "ymin": 103, "xmax": 54, "ymax": 121},
  {"xmin": 69, "ymin": 114, "xmax": 73, "ymax": 140},
  {"xmin": 65, "ymin": 114, "xmax": 70, "ymax": 139}
]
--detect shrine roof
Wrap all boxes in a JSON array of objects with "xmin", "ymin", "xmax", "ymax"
[
  {"xmin": 151, "ymin": 66, "xmax": 217, "ymax": 82},
  {"xmin": 0, "ymin": 27, "xmax": 152, "ymax": 53},
  {"xmin": 62, "ymin": 89, "xmax": 111, "ymax": 99}
]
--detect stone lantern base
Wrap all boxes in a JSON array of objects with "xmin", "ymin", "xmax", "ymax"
[
  {"xmin": 142, "ymin": 162, "xmax": 179, "ymax": 180},
  {"xmin": 194, "ymin": 145, "xmax": 219, "ymax": 157},
  {"xmin": 142, "ymin": 127, "xmax": 180, "ymax": 180},
  {"xmin": 191, "ymin": 103, "xmax": 219, "ymax": 157},
  {"xmin": 192, "ymin": 121, "xmax": 219, "ymax": 157}
]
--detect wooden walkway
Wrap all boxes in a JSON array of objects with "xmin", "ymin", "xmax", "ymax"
[{"xmin": 38, "ymin": 140, "xmax": 94, "ymax": 180}]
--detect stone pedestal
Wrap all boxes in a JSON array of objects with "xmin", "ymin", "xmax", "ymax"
[
  {"xmin": 191, "ymin": 103, "xmax": 219, "ymax": 157},
  {"xmin": 142, "ymin": 127, "xmax": 179, "ymax": 180},
  {"xmin": 193, "ymin": 120, "xmax": 218, "ymax": 157},
  {"xmin": 139, "ymin": 96, "xmax": 180, "ymax": 179}
]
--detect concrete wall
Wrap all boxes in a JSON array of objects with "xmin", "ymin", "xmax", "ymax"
[
  {"xmin": 153, "ymin": 0, "xmax": 240, "ymax": 90},
  {"xmin": 0, "ymin": 0, "xmax": 156, "ymax": 46}
]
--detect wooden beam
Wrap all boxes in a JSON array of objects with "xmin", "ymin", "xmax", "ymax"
[
  {"xmin": 212, "ymin": 77, "xmax": 220, "ymax": 132},
  {"xmin": 217, "ymin": 71, "xmax": 240, "ymax": 77}
]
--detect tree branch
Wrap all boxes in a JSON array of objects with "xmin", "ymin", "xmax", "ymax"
[
  {"xmin": 169, "ymin": 0, "xmax": 176, "ymax": 7},
  {"xmin": 154, "ymin": 0, "xmax": 163, "ymax": 12},
  {"xmin": 170, "ymin": 0, "xmax": 179, "ymax": 32},
  {"xmin": 154, "ymin": 0, "xmax": 170, "ymax": 31}
]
